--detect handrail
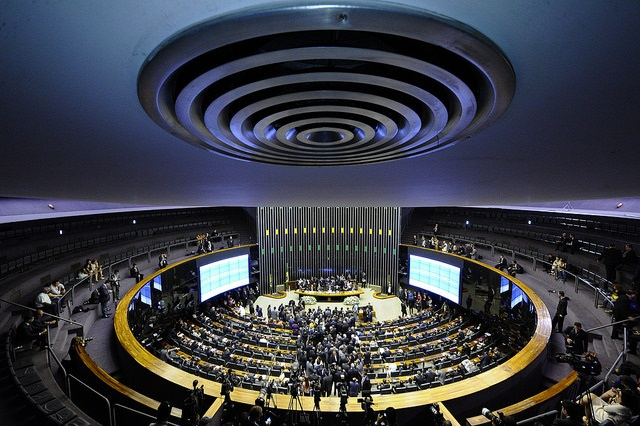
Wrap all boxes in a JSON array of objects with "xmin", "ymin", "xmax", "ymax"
[
  {"xmin": 112, "ymin": 403, "xmax": 181, "ymax": 426},
  {"xmin": 442, "ymin": 233, "xmax": 614, "ymax": 310},
  {"xmin": 0, "ymin": 297, "xmax": 84, "ymax": 332},
  {"xmin": 68, "ymin": 373, "xmax": 113, "ymax": 426},
  {"xmin": 604, "ymin": 350, "xmax": 628, "ymax": 387},
  {"xmin": 72, "ymin": 338, "xmax": 184, "ymax": 420},
  {"xmin": 585, "ymin": 317, "xmax": 637, "ymax": 334},
  {"xmin": 46, "ymin": 345, "xmax": 68, "ymax": 393},
  {"xmin": 58, "ymin": 275, "xmax": 91, "ymax": 312},
  {"xmin": 516, "ymin": 410, "xmax": 559, "ymax": 425}
]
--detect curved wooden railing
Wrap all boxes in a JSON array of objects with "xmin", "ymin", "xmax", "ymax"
[
  {"xmin": 465, "ymin": 370, "xmax": 579, "ymax": 425},
  {"xmin": 111, "ymin": 249, "xmax": 552, "ymax": 418}
]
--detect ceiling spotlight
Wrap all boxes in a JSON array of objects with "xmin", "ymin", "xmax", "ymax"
[
  {"xmin": 616, "ymin": 202, "xmax": 623, "ymax": 209},
  {"xmin": 48, "ymin": 203, "xmax": 55, "ymax": 209}
]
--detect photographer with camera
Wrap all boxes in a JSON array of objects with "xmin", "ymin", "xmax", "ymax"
[
  {"xmin": 481, "ymin": 408, "xmax": 517, "ymax": 426},
  {"xmin": 374, "ymin": 406, "xmax": 397, "ymax": 426},
  {"xmin": 181, "ymin": 380, "xmax": 205, "ymax": 426}
]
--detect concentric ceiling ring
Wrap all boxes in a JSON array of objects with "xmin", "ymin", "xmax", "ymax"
[{"xmin": 138, "ymin": 3, "xmax": 515, "ymax": 166}]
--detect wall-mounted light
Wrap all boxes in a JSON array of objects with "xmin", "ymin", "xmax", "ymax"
[
  {"xmin": 527, "ymin": 220, "xmax": 532, "ymax": 225},
  {"xmin": 132, "ymin": 219, "xmax": 137, "ymax": 224},
  {"xmin": 59, "ymin": 230, "xmax": 63, "ymax": 235}
]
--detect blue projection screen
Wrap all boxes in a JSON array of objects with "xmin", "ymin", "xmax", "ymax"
[
  {"xmin": 139, "ymin": 283, "xmax": 152, "ymax": 306},
  {"xmin": 409, "ymin": 253, "xmax": 461, "ymax": 304},
  {"xmin": 198, "ymin": 253, "xmax": 249, "ymax": 303}
]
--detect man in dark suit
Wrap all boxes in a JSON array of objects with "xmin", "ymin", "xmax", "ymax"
[
  {"xmin": 598, "ymin": 243, "xmax": 623, "ymax": 287},
  {"xmin": 611, "ymin": 291, "xmax": 635, "ymax": 340},
  {"xmin": 551, "ymin": 291, "xmax": 569, "ymax": 333},
  {"xmin": 130, "ymin": 263, "xmax": 144, "ymax": 282},
  {"xmin": 564, "ymin": 322, "xmax": 589, "ymax": 354},
  {"xmin": 16, "ymin": 313, "xmax": 48, "ymax": 348}
]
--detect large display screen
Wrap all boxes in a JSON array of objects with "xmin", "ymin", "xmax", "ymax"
[
  {"xmin": 409, "ymin": 252, "xmax": 462, "ymax": 304},
  {"xmin": 198, "ymin": 251, "xmax": 250, "ymax": 303},
  {"xmin": 152, "ymin": 274, "xmax": 162, "ymax": 291},
  {"xmin": 510, "ymin": 285, "xmax": 528, "ymax": 309},
  {"xmin": 500, "ymin": 276, "xmax": 510, "ymax": 294},
  {"xmin": 139, "ymin": 283, "xmax": 152, "ymax": 306}
]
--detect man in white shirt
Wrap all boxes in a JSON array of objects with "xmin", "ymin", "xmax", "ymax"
[{"xmin": 35, "ymin": 286, "xmax": 56, "ymax": 315}]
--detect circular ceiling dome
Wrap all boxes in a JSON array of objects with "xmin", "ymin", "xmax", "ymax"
[{"xmin": 138, "ymin": 3, "xmax": 515, "ymax": 166}]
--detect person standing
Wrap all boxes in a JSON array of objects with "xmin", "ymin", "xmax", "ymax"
[
  {"xmin": 97, "ymin": 280, "xmax": 111, "ymax": 318},
  {"xmin": 611, "ymin": 291, "xmax": 633, "ymax": 340},
  {"xmin": 598, "ymin": 243, "xmax": 623, "ymax": 288},
  {"xmin": 109, "ymin": 269, "xmax": 121, "ymax": 301},
  {"xmin": 551, "ymin": 291, "xmax": 569, "ymax": 333}
]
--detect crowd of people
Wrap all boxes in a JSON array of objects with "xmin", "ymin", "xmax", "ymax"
[
  {"xmin": 145, "ymin": 281, "xmax": 519, "ymax": 424},
  {"xmin": 296, "ymin": 275, "xmax": 361, "ymax": 293},
  {"xmin": 413, "ymin": 233, "xmax": 478, "ymax": 260}
]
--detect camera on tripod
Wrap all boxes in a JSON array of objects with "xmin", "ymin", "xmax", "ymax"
[
  {"xmin": 256, "ymin": 380, "xmax": 276, "ymax": 407},
  {"xmin": 289, "ymin": 377, "xmax": 301, "ymax": 397},
  {"xmin": 337, "ymin": 383, "xmax": 349, "ymax": 412},
  {"xmin": 182, "ymin": 380, "xmax": 205, "ymax": 426},
  {"xmin": 313, "ymin": 382, "xmax": 321, "ymax": 406},
  {"xmin": 554, "ymin": 352, "xmax": 602, "ymax": 376}
]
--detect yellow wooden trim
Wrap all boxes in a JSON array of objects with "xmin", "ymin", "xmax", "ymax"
[
  {"xmin": 113, "ymin": 247, "xmax": 551, "ymax": 413},
  {"xmin": 465, "ymin": 370, "xmax": 579, "ymax": 425}
]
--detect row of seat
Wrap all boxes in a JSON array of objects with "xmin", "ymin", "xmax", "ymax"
[
  {"xmin": 161, "ymin": 305, "xmax": 505, "ymax": 394},
  {"xmin": 5, "ymin": 326, "xmax": 91, "ymax": 426}
]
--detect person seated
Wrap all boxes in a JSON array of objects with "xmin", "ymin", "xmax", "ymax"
[
  {"xmin": 35, "ymin": 286, "xmax": 57, "ymax": 315},
  {"xmin": 130, "ymin": 263, "xmax": 143, "ymax": 282},
  {"xmin": 507, "ymin": 260, "xmax": 522, "ymax": 276},
  {"xmin": 495, "ymin": 256, "xmax": 507, "ymax": 271},
  {"xmin": 34, "ymin": 308, "xmax": 57, "ymax": 331},
  {"xmin": 79, "ymin": 258, "xmax": 92, "ymax": 279},
  {"xmin": 49, "ymin": 280, "xmax": 65, "ymax": 298},
  {"xmin": 158, "ymin": 252, "xmax": 168, "ymax": 268},
  {"xmin": 557, "ymin": 258, "xmax": 568, "ymax": 282},
  {"xmin": 468, "ymin": 244, "xmax": 478, "ymax": 260},
  {"xmin": 91, "ymin": 258, "xmax": 105, "ymax": 281},
  {"xmin": 16, "ymin": 313, "xmax": 48, "ymax": 348},
  {"xmin": 578, "ymin": 388, "xmax": 637, "ymax": 426},
  {"xmin": 552, "ymin": 399, "xmax": 586, "ymax": 426},
  {"xmin": 544, "ymin": 253, "xmax": 555, "ymax": 273},
  {"xmin": 564, "ymin": 322, "xmax": 588, "ymax": 354}
]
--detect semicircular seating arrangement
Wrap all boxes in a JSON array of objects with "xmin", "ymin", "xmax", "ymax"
[{"xmin": 138, "ymin": 288, "xmax": 522, "ymax": 398}]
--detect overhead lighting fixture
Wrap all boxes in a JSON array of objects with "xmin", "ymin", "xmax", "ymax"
[{"xmin": 139, "ymin": 3, "xmax": 514, "ymax": 166}]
